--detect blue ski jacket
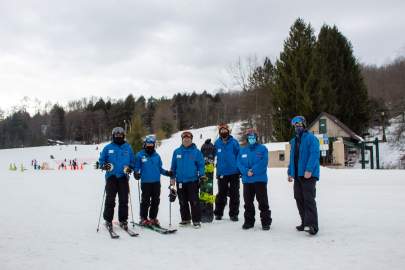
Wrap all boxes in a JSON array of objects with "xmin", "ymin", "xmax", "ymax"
[
  {"xmin": 214, "ymin": 135, "xmax": 240, "ymax": 176},
  {"xmin": 237, "ymin": 143, "xmax": 268, "ymax": 184},
  {"xmin": 288, "ymin": 131, "xmax": 320, "ymax": 180},
  {"xmin": 170, "ymin": 144, "xmax": 205, "ymax": 183},
  {"xmin": 99, "ymin": 142, "xmax": 135, "ymax": 180},
  {"xmin": 134, "ymin": 150, "xmax": 169, "ymax": 183}
]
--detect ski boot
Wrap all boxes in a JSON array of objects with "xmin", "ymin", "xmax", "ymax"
[
  {"xmin": 140, "ymin": 218, "xmax": 151, "ymax": 226},
  {"xmin": 149, "ymin": 218, "xmax": 161, "ymax": 227},
  {"xmin": 179, "ymin": 220, "xmax": 191, "ymax": 226},
  {"xmin": 262, "ymin": 224, "xmax": 270, "ymax": 231},
  {"xmin": 304, "ymin": 225, "xmax": 318, "ymax": 235},
  {"xmin": 105, "ymin": 221, "xmax": 113, "ymax": 231},
  {"xmin": 119, "ymin": 221, "xmax": 128, "ymax": 230},
  {"xmin": 296, "ymin": 224, "xmax": 305, "ymax": 231},
  {"xmin": 193, "ymin": 222, "xmax": 201, "ymax": 229}
]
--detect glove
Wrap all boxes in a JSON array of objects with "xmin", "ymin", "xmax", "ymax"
[
  {"xmin": 101, "ymin": 163, "xmax": 113, "ymax": 172},
  {"xmin": 123, "ymin": 166, "xmax": 133, "ymax": 175},
  {"xmin": 134, "ymin": 172, "xmax": 141, "ymax": 180},
  {"xmin": 168, "ymin": 186, "xmax": 177, "ymax": 202},
  {"xmin": 166, "ymin": 170, "xmax": 174, "ymax": 177},
  {"xmin": 198, "ymin": 176, "xmax": 208, "ymax": 186}
]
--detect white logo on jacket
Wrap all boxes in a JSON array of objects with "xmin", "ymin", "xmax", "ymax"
[
  {"xmin": 108, "ymin": 150, "xmax": 114, "ymax": 154},
  {"xmin": 241, "ymin": 154, "xmax": 247, "ymax": 158},
  {"xmin": 217, "ymin": 149, "xmax": 222, "ymax": 153},
  {"xmin": 177, "ymin": 154, "xmax": 182, "ymax": 159}
]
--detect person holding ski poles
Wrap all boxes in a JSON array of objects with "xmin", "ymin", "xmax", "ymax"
[
  {"xmin": 98, "ymin": 127, "xmax": 135, "ymax": 231},
  {"xmin": 133, "ymin": 135, "xmax": 172, "ymax": 226},
  {"xmin": 214, "ymin": 123, "xmax": 241, "ymax": 221},
  {"xmin": 170, "ymin": 131, "xmax": 206, "ymax": 228},
  {"xmin": 237, "ymin": 129, "xmax": 272, "ymax": 230},
  {"xmin": 288, "ymin": 115, "xmax": 320, "ymax": 235}
]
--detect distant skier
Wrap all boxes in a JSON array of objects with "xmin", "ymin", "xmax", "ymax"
[
  {"xmin": 134, "ymin": 135, "xmax": 172, "ymax": 226},
  {"xmin": 237, "ymin": 129, "xmax": 272, "ymax": 230},
  {"xmin": 213, "ymin": 124, "xmax": 241, "ymax": 221},
  {"xmin": 98, "ymin": 127, "xmax": 135, "ymax": 231},
  {"xmin": 170, "ymin": 131, "xmax": 205, "ymax": 228},
  {"xmin": 288, "ymin": 116, "xmax": 320, "ymax": 235}
]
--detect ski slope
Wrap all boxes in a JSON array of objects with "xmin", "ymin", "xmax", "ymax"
[{"xmin": 1, "ymin": 124, "xmax": 405, "ymax": 270}]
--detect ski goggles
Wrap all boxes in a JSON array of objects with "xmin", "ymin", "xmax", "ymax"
[
  {"xmin": 291, "ymin": 116, "xmax": 306, "ymax": 126},
  {"xmin": 181, "ymin": 131, "xmax": 193, "ymax": 139}
]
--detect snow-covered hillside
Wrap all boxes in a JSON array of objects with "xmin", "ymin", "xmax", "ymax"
[
  {"xmin": 1, "ymin": 124, "xmax": 405, "ymax": 270},
  {"xmin": 368, "ymin": 115, "xmax": 405, "ymax": 168}
]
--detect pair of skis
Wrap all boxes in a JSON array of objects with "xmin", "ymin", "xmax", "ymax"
[
  {"xmin": 132, "ymin": 222, "xmax": 177, "ymax": 234},
  {"xmin": 105, "ymin": 223, "xmax": 139, "ymax": 239}
]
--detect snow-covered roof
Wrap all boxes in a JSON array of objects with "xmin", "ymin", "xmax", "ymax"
[{"xmin": 264, "ymin": 142, "xmax": 288, "ymax": 152}]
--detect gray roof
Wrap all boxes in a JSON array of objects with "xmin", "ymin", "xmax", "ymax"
[{"xmin": 308, "ymin": 112, "xmax": 364, "ymax": 142}]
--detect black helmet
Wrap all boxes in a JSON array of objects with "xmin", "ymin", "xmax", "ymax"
[{"xmin": 112, "ymin": 127, "xmax": 125, "ymax": 137}]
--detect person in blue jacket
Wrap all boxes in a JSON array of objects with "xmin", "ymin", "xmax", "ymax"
[
  {"xmin": 213, "ymin": 123, "xmax": 241, "ymax": 221},
  {"xmin": 98, "ymin": 127, "xmax": 135, "ymax": 231},
  {"xmin": 288, "ymin": 116, "xmax": 320, "ymax": 235},
  {"xmin": 237, "ymin": 129, "xmax": 272, "ymax": 230},
  {"xmin": 134, "ymin": 135, "xmax": 172, "ymax": 226},
  {"xmin": 170, "ymin": 131, "xmax": 205, "ymax": 228}
]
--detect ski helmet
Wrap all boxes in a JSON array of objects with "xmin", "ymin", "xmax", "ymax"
[
  {"xmin": 291, "ymin": 116, "xmax": 306, "ymax": 127},
  {"xmin": 143, "ymin": 135, "xmax": 156, "ymax": 149}
]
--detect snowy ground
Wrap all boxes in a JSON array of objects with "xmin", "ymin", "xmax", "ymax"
[{"xmin": 1, "ymin": 125, "xmax": 405, "ymax": 270}]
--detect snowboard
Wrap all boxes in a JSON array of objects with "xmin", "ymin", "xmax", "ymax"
[{"xmin": 200, "ymin": 161, "xmax": 215, "ymax": 223}]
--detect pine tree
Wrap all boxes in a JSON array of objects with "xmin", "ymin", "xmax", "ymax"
[
  {"xmin": 49, "ymin": 104, "xmax": 65, "ymax": 141},
  {"xmin": 273, "ymin": 18, "xmax": 318, "ymax": 140},
  {"xmin": 314, "ymin": 25, "xmax": 370, "ymax": 134},
  {"xmin": 126, "ymin": 113, "xmax": 147, "ymax": 153}
]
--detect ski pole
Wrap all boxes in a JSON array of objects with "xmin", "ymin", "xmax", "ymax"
[
  {"xmin": 169, "ymin": 197, "xmax": 172, "ymax": 228},
  {"xmin": 129, "ymin": 188, "xmax": 135, "ymax": 228},
  {"xmin": 137, "ymin": 179, "xmax": 141, "ymax": 219},
  {"xmin": 96, "ymin": 187, "xmax": 106, "ymax": 232}
]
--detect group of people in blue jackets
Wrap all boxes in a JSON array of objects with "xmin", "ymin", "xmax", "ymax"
[{"xmin": 98, "ymin": 115, "xmax": 320, "ymax": 235}]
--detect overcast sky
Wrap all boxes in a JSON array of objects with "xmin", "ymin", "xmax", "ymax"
[{"xmin": 1, "ymin": 0, "xmax": 404, "ymax": 114}]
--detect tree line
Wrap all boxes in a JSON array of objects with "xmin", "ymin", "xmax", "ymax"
[{"xmin": 1, "ymin": 18, "xmax": 404, "ymax": 150}]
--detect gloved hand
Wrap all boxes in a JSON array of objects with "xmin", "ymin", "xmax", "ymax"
[
  {"xmin": 123, "ymin": 166, "xmax": 133, "ymax": 175},
  {"xmin": 134, "ymin": 172, "xmax": 141, "ymax": 180},
  {"xmin": 168, "ymin": 186, "xmax": 177, "ymax": 202},
  {"xmin": 166, "ymin": 170, "xmax": 174, "ymax": 177},
  {"xmin": 198, "ymin": 176, "xmax": 208, "ymax": 186},
  {"xmin": 101, "ymin": 163, "xmax": 113, "ymax": 172}
]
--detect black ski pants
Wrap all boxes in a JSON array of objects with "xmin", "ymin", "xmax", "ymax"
[
  {"xmin": 214, "ymin": 174, "xmax": 240, "ymax": 218},
  {"xmin": 103, "ymin": 176, "xmax": 129, "ymax": 223},
  {"xmin": 294, "ymin": 177, "xmax": 318, "ymax": 228},
  {"xmin": 140, "ymin": 182, "xmax": 161, "ymax": 220},
  {"xmin": 243, "ymin": 182, "xmax": 272, "ymax": 226},
  {"xmin": 177, "ymin": 181, "xmax": 201, "ymax": 223}
]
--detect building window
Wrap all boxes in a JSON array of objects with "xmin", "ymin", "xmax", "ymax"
[
  {"xmin": 279, "ymin": 153, "xmax": 285, "ymax": 161},
  {"xmin": 319, "ymin": 119, "xmax": 327, "ymax": 134}
]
